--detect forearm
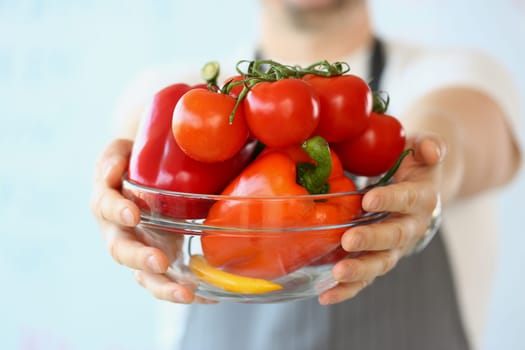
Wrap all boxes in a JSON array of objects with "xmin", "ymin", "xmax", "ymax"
[{"xmin": 402, "ymin": 87, "xmax": 521, "ymax": 203}]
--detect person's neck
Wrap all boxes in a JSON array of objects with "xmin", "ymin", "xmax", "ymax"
[{"xmin": 259, "ymin": 2, "xmax": 373, "ymax": 65}]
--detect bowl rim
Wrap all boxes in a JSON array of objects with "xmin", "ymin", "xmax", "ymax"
[
  {"xmin": 138, "ymin": 211, "xmax": 390, "ymax": 233},
  {"xmin": 122, "ymin": 174, "xmax": 383, "ymax": 201}
]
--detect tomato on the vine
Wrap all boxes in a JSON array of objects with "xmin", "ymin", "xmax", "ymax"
[
  {"xmin": 172, "ymin": 89, "xmax": 249, "ymax": 163},
  {"xmin": 304, "ymin": 74, "xmax": 372, "ymax": 142},
  {"xmin": 243, "ymin": 78, "xmax": 320, "ymax": 148},
  {"xmin": 332, "ymin": 111, "xmax": 406, "ymax": 177}
]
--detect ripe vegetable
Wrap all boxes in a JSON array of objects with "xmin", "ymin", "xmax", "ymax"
[
  {"xmin": 189, "ymin": 255, "xmax": 282, "ymax": 294},
  {"xmin": 304, "ymin": 73, "xmax": 372, "ymax": 142},
  {"xmin": 243, "ymin": 78, "xmax": 320, "ymax": 148},
  {"xmin": 172, "ymin": 88, "xmax": 249, "ymax": 163},
  {"xmin": 201, "ymin": 136, "xmax": 361, "ymax": 279},
  {"xmin": 333, "ymin": 93, "xmax": 406, "ymax": 176},
  {"xmin": 128, "ymin": 83, "xmax": 255, "ymax": 218}
]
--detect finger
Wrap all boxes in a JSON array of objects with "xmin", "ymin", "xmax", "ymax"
[
  {"xmin": 341, "ymin": 216, "xmax": 423, "ymax": 252},
  {"xmin": 331, "ymin": 249, "xmax": 403, "ymax": 284},
  {"xmin": 95, "ymin": 139, "xmax": 134, "ymax": 187},
  {"xmin": 410, "ymin": 134, "xmax": 447, "ymax": 166},
  {"xmin": 105, "ymin": 225, "xmax": 169, "ymax": 273},
  {"xmin": 194, "ymin": 296, "xmax": 219, "ymax": 304},
  {"xmin": 134, "ymin": 270, "xmax": 195, "ymax": 304},
  {"xmin": 362, "ymin": 182, "xmax": 438, "ymax": 214},
  {"xmin": 318, "ymin": 279, "xmax": 374, "ymax": 305},
  {"xmin": 91, "ymin": 186, "xmax": 140, "ymax": 227}
]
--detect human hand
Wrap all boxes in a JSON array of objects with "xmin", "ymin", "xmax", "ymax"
[
  {"xmin": 90, "ymin": 139, "xmax": 202, "ymax": 304},
  {"xmin": 319, "ymin": 134, "xmax": 446, "ymax": 305}
]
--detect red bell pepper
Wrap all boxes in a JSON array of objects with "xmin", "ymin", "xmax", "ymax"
[
  {"xmin": 201, "ymin": 136, "xmax": 362, "ymax": 279},
  {"xmin": 127, "ymin": 83, "xmax": 256, "ymax": 219}
]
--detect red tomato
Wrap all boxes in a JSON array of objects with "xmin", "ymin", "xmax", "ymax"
[
  {"xmin": 243, "ymin": 78, "xmax": 320, "ymax": 148},
  {"xmin": 172, "ymin": 89, "xmax": 249, "ymax": 163},
  {"xmin": 333, "ymin": 112, "xmax": 406, "ymax": 177},
  {"xmin": 304, "ymin": 74, "xmax": 372, "ymax": 142}
]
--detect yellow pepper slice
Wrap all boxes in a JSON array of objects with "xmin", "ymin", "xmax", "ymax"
[{"xmin": 189, "ymin": 255, "xmax": 283, "ymax": 294}]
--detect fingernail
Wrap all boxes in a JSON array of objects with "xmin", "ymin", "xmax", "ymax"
[
  {"xmin": 434, "ymin": 141, "xmax": 442, "ymax": 162},
  {"xmin": 173, "ymin": 290, "xmax": 189, "ymax": 303},
  {"xmin": 333, "ymin": 268, "xmax": 345, "ymax": 281},
  {"xmin": 364, "ymin": 196, "xmax": 380, "ymax": 212},
  {"xmin": 133, "ymin": 270, "xmax": 143, "ymax": 283},
  {"xmin": 319, "ymin": 294, "xmax": 334, "ymax": 306},
  {"xmin": 345, "ymin": 233, "xmax": 364, "ymax": 252},
  {"xmin": 335, "ymin": 263, "xmax": 355, "ymax": 282},
  {"xmin": 426, "ymin": 138, "xmax": 446, "ymax": 163},
  {"xmin": 121, "ymin": 207, "xmax": 135, "ymax": 226},
  {"xmin": 147, "ymin": 255, "xmax": 162, "ymax": 273},
  {"xmin": 103, "ymin": 159, "xmax": 117, "ymax": 180},
  {"xmin": 436, "ymin": 141, "xmax": 446, "ymax": 162}
]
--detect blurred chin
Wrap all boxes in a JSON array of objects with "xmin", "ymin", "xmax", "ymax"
[
  {"xmin": 285, "ymin": 0, "xmax": 341, "ymax": 10},
  {"xmin": 272, "ymin": 0, "xmax": 356, "ymax": 30}
]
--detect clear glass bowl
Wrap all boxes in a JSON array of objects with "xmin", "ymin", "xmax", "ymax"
[{"xmin": 122, "ymin": 176, "xmax": 388, "ymax": 303}]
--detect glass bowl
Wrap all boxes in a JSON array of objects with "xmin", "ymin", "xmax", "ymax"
[{"xmin": 122, "ymin": 176, "xmax": 388, "ymax": 303}]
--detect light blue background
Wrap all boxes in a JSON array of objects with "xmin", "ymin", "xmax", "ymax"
[{"xmin": 1, "ymin": 1, "xmax": 524, "ymax": 349}]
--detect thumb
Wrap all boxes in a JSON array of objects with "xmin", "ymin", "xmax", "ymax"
[
  {"xmin": 95, "ymin": 139, "xmax": 134, "ymax": 188},
  {"xmin": 409, "ymin": 133, "xmax": 447, "ymax": 166}
]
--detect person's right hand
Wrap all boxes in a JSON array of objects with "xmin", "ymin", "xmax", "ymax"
[{"xmin": 90, "ymin": 139, "xmax": 198, "ymax": 304}]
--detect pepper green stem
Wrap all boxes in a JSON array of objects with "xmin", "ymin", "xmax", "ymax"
[{"xmin": 297, "ymin": 136, "xmax": 332, "ymax": 194}]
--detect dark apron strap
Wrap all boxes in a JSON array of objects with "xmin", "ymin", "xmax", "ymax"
[{"xmin": 368, "ymin": 37, "xmax": 386, "ymax": 92}]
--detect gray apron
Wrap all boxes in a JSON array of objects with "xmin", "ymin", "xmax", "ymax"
[{"xmin": 179, "ymin": 39, "xmax": 470, "ymax": 350}]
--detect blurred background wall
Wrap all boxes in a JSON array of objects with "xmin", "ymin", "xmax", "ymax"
[{"xmin": 0, "ymin": 0, "xmax": 523, "ymax": 349}]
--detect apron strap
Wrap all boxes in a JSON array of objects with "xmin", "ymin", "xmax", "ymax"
[{"xmin": 368, "ymin": 37, "xmax": 386, "ymax": 92}]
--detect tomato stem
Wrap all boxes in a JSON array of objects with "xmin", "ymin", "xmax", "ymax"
[
  {"xmin": 201, "ymin": 61, "xmax": 221, "ymax": 91},
  {"xmin": 369, "ymin": 148, "xmax": 414, "ymax": 188},
  {"xmin": 297, "ymin": 136, "xmax": 332, "ymax": 195},
  {"xmin": 236, "ymin": 59, "xmax": 350, "ymax": 81},
  {"xmin": 372, "ymin": 91, "xmax": 390, "ymax": 114},
  {"xmin": 228, "ymin": 58, "xmax": 353, "ymax": 123},
  {"xmin": 303, "ymin": 60, "xmax": 350, "ymax": 77},
  {"xmin": 229, "ymin": 80, "xmax": 258, "ymax": 124},
  {"xmin": 222, "ymin": 79, "xmax": 245, "ymax": 95}
]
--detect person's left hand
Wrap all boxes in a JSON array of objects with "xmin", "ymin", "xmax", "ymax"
[{"xmin": 318, "ymin": 134, "xmax": 446, "ymax": 305}]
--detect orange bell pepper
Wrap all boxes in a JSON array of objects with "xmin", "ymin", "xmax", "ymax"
[{"xmin": 201, "ymin": 136, "xmax": 362, "ymax": 280}]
